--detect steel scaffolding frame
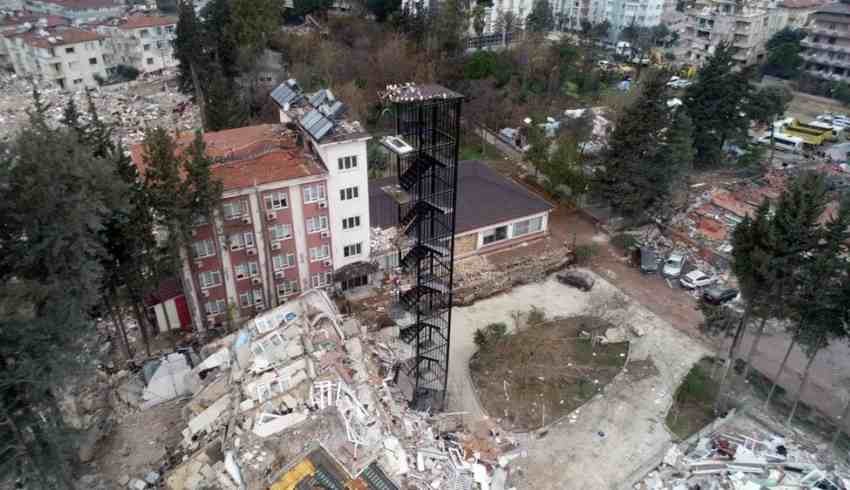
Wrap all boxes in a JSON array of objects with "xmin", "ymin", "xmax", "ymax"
[{"xmin": 383, "ymin": 84, "xmax": 463, "ymax": 412}]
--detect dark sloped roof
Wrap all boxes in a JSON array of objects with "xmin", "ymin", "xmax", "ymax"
[
  {"xmin": 369, "ymin": 160, "xmax": 553, "ymax": 234},
  {"xmin": 816, "ymin": 1, "xmax": 850, "ymax": 15}
]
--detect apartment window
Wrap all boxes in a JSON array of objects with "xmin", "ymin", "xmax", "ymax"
[
  {"xmin": 272, "ymin": 253, "xmax": 296, "ymax": 271},
  {"xmin": 311, "ymin": 272, "xmax": 332, "ymax": 288},
  {"xmin": 146, "ymin": 57, "xmax": 155, "ymax": 65},
  {"xmin": 512, "ymin": 216, "xmax": 543, "ymax": 237},
  {"xmin": 198, "ymin": 270, "xmax": 222, "ymax": 289},
  {"xmin": 73, "ymin": 78, "xmax": 83, "ymax": 85},
  {"xmin": 343, "ymin": 243, "xmax": 362, "ymax": 257},
  {"xmin": 278, "ymin": 280, "xmax": 298, "ymax": 296},
  {"xmin": 309, "ymin": 244, "xmax": 330, "ymax": 262},
  {"xmin": 156, "ymin": 40, "xmax": 163, "ymax": 49},
  {"xmin": 269, "ymin": 223, "xmax": 293, "ymax": 241},
  {"xmin": 239, "ymin": 292, "xmax": 252, "ymax": 307},
  {"xmin": 222, "ymin": 200, "xmax": 247, "ymax": 220},
  {"xmin": 88, "ymin": 57, "xmax": 97, "ymax": 65},
  {"xmin": 253, "ymin": 288, "xmax": 264, "ymax": 304},
  {"xmin": 204, "ymin": 299, "xmax": 226, "ymax": 315},
  {"xmin": 192, "ymin": 239, "xmax": 216, "ymax": 259},
  {"xmin": 482, "ymin": 225, "xmax": 508, "ymax": 245},
  {"xmin": 140, "ymin": 29, "xmax": 149, "ymax": 37},
  {"xmin": 192, "ymin": 214, "xmax": 209, "ymax": 226},
  {"xmin": 264, "ymin": 191, "xmax": 288, "ymax": 210},
  {"xmin": 303, "ymin": 183, "xmax": 326, "ymax": 203},
  {"xmin": 234, "ymin": 261, "xmax": 259, "ymax": 278},
  {"xmin": 229, "ymin": 231, "xmax": 255, "ymax": 250},
  {"xmin": 306, "ymin": 215, "xmax": 329, "ymax": 233},
  {"xmin": 339, "ymin": 186, "xmax": 359, "ymax": 201},
  {"xmin": 143, "ymin": 44, "xmax": 151, "ymax": 51},
  {"xmin": 342, "ymin": 216, "xmax": 361, "ymax": 230},
  {"xmin": 337, "ymin": 155, "xmax": 358, "ymax": 171},
  {"xmin": 65, "ymin": 46, "xmax": 74, "ymax": 54}
]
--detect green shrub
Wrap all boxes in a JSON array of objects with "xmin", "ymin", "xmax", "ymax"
[
  {"xmin": 610, "ymin": 233, "xmax": 637, "ymax": 251},
  {"xmin": 527, "ymin": 306, "xmax": 546, "ymax": 326},
  {"xmin": 473, "ymin": 328, "xmax": 489, "ymax": 348},
  {"xmin": 574, "ymin": 243, "xmax": 600, "ymax": 265},
  {"xmin": 485, "ymin": 322, "xmax": 507, "ymax": 339}
]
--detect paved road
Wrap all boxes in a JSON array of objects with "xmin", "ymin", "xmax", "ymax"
[{"xmin": 548, "ymin": 206, "xmax": 849, "ymax": 420}]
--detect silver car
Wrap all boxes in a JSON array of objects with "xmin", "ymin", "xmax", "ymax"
[{"xmin": 662, "ymin": 253, "xmax": 686, "ymax": 278}]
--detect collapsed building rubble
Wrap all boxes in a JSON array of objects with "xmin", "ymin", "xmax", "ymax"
[
  {"xmin": 152, "ymin": 288, "xmax": 523, "ymax": 489},
  {"xmin": 0, "ymin": 70, "xmax": 199, "ymax": 146},
  {"xmin": 636, "ymin": 412, "xmax": 850, "ymax": 490}
]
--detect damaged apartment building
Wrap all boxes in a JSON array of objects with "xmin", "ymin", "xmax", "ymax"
[
  {"xmin": 130, "ymin": 82, "xmax": 373, "ymax": 331},
  {"xmin": 155, "ymin": 288, "xmax": 518, "ymax": 490}
]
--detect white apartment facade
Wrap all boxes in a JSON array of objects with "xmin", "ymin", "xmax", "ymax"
[
  {"xmin": 24, "ymin": 0, "xmax": 126, "ymax": 22},
  {"xmin": 2, "ymin": 25, "xmax": 108, "ymax": 88},
  {"xmin": 682, "ymin": 0, "xmax": 772, "ymax": 66},
  {"xmin": 606, "ymin": 0, "xmax": 664, "ymax": 37},
  {"xmin": 98, "ymin": 14, "xmax": 177, "ymax": 72}
]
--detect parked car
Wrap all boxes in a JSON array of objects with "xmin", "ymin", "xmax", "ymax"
[
  {"xmin": 702, "ymin": 286, "xmax": 739, "ymax": 305},
  {"xmin": 639, "ymin": 247, "xmax": 659, "ymax": 274},
  {"xmin": 662, "ymin": 252, "xmax": 686, "ymax": 278},
  {"xmin": 556, "ymin": 270, "xmax": 595, "ymax": 292},
  {"xmin": 680, "ymin": 270, "xmax": 716, "ymax": 289}
]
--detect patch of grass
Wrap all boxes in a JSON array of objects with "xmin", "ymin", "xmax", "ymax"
[
  {"xmin": 666, "ymin": 357, "xmax": 720, "ymax": 440},
  {"xmin": 574, "ymin": 243, "xmax": 600, "ymax": 265},
  {"xmin": 610, "ymin": 233, "xmax": 638, "ymax": 252},
  {"xmin": 470, "ymin": 315, "xmax": 628, "ymax": 431},
  {"xmin": 460, "ymin": 132, "xmax": 505, "ymax": 162}
]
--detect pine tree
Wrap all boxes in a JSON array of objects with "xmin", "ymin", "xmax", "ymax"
[
  {"xmin": 232, "ymin": 0, "xmax": 280, "ymax": 55},
  {"xmin": 202, "ymin": 0, "xmax": 240, "ymax": 79},
  {"xmin": 684, "ymin": 43, "xmax": 753, "ymax": 168},
  {"xmin": 526, "ymin": 0, "xmax": 554, "ymax": 33},
  {"xmin": 595, "ymin": 69, "xmax": 692, "ymax": 221},
  {"xmin": 203, "ymin": 65, "xmax": 247, "ymax": 131},
  {"xmin": 174, "ymin": 0, "xmax": 205, "ymax": 95},
  {"xmin": 0, "ymin": 115, "xmax": 127, "ymax": 487}
]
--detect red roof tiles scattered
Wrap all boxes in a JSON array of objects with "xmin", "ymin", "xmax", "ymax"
[
  {"xmin": 118, "ymin": 15, "xmax": 177, "ymax": 30},
  {"xmin": 697, "ymin": 216, "xmax": 729, "ymax": 242},
  {"xmin": 130, "ymin": 125, "xmax": 326, "ymax": 192},
  {"xmin": 9, "ymin": 26, "xmax": 103, "ymax": 48},
  {"xmin": 711, "ymin": 191, "xmax": 756, "ymax": 219}
]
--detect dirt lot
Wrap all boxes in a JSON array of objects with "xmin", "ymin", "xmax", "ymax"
[{"xmin": 470, "ymin": 316, "xmax": 628, "ymax": 431}]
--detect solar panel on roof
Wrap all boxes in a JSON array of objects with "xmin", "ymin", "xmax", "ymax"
[
  {"xmin": 308, "ymin": 91, "xmax": 326, "ymax": 107},
  {"xmin": 300, "ymin": 109, "xmax": 335, "ymax": 141},
  {"xmin": 312, "ymin": 118, "xmax": 334, "ymax": 140},
  {"xmin": 270, "ymin": 82, "xmax": 301, "ymax": 107}
]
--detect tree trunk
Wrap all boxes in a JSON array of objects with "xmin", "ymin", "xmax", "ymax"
[
  {"xmin": 714, "ymin": 304, "xmax": 751, "ymax": 410},
  {"xmin": 768, "ymin": 124, "xmax": 777, "ymax": 168},
  {"xmin": 129, "ymin": 297, "xmax": 152, "ymax": 357},
  {"xmin": 742, "ymin": 316, "xmax": 768, "ymax": 380},
  {"xmin": 831, "ymin": 397, "xmax": 850, "ymax": 453},
  {"xmin": 191, "ymin": 62, "xmax": 207, "ymax": 130},
  {"xmin": 764, "ymin": 337, "xmax": 797, "ymax": 411},
  {"xmin": 787, "ymin": 348, "xmax": 819, "ymax": 426},
  {"xmin": 104, "ymin": 292, "xmax": 132, "ymax": 360}
]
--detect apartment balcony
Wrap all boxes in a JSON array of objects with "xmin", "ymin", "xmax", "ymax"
[
  {"xmin": 806, "ymin": 69, "xmax": 850, "ymax": 83},
  {"xmin": 808, "ymin": 25, "xmax": 850, "ymax": 39},
  {"xmin": 802, "ymin": 52, "xmax": 850, "ymax": 70},
  {"xmin": 801, "ymin": 38, "xmax": 850, "ymax": 54}
]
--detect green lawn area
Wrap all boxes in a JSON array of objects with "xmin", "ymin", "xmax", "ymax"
[
  {"xmin": 666, "ymin": 357, "xmax": 720, "ymax": 440},
  {"xmin": 459, "ymin": 131, "xmax": 505, "ymax": 162}
]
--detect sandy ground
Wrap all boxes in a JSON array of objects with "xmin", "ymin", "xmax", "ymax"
[{"xmin": 447, "ymin": 274, "xmax": 709, "ymax": 489}]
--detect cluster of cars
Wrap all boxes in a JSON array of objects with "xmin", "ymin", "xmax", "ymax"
[
  {"xmin": 638, "ymin": 247, "xmax": 739, "ymax": 305},
  {"xmin": 816, "ymin": 113, "xmax": 850, "ymax": 130}
]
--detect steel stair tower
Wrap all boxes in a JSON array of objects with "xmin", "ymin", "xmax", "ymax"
[{"xmin": 381, "ymin": 84, "xmax": 463, "ymax": 412}]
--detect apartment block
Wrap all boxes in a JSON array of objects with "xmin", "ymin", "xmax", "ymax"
[
  {"xmin": 23, "ymin": 0, "xmax": 125, "ymax": 22},
  {"xmin": 271, "ymin": 81, "xmax": 372, "ymax": 278},
  {"xmin": 0, "ymin": 12, "xmax": 68, "ymax": 69},
  {"xmin": 682, "ymin": 0, "xmax": 771, "ymax": 66},
  {"xmin": 97, "ymin": 14, "xmax": 177, "ymax": 73},
  {"xmin": 1, "ymin": 24, "xmax": 108, "ymax": 88},
  {"xmin": 557, "ymin": 0, "xmax": 608, "ymax": 32},
  {"xmin": 606, "ymin": 0, "xmax": 665, "ymax": 38},
  {"xmin": 800, "ymin": 0, "xmax": 850, "ymax": 82}
]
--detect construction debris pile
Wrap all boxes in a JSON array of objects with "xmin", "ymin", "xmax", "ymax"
[
  {"xmin": 636, "ymin": 414, "xmax": 850, "ymax": 490},
  {"xmin": 135, "ymin": 288, "xmax": 523, "ymax": 489},
  {"xmin": 0, "ymin": 71, "xmax": 198, "ymax": 146}
]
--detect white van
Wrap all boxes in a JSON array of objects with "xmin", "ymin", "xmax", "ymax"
[{"xmin": 758, "ymin": 133, "xmax": 803, "ymax": 153}]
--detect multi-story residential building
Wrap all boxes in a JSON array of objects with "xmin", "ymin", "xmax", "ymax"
[
  {"xmin": 557, "ymin": 0, "xmax": 608, "ymax": 32},
  {"xmin": 24, "ymin": 0, "xmax": 125, "ymax": 22},
  {"xmin": 606, "ymin": 0, "xmax": 665, "ymax": 39},
  {"xmin": 97, "ymin": 14, "xmax": 177, "ymax": 73},
  {"xmin": 682, "ymin": 0, "xmax": 772, "ymax": 66},
  {"xmin": 800, "ymin": 0, "xmax": 850, "ymax": 82},
  {"xmin": 769, "ymin": 0, "xmax": 826, "ymax": 32},
  {"xmin": 131, "ymin": 125, "xmax": 340, "ymax": 329},
  {"xmin": 271, "ymin": 81, "xmax": 372, "ymax": 277},
  {"xmin": 1, "ymin": 24, "xmax": 108, "ymax": 88},
  {"xmin": 0, "ymin": 12, "xmax": 67, "ymax": 69}
]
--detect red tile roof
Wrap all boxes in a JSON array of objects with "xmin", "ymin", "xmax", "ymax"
[
  {"xmin": 30, "ymin": 0, "xmax": 122, "ymax": 9},
  {"xmin": 697, "ymin": 216, "xmax": 729, "ymax": 241},
  {"xmin": 130, "ymin": 125, "xmax": 326, "ymax": 192},
  {"xmin": 118, "ymin": 15, "xmax": 177, "ymax": 30},
  {"xmin": 711, "ymin": 191, "xmax": 756, "ymax": 219},
  {"xmin": 9, "ymin": 26, "xmax": 103, "ymax": 48}
]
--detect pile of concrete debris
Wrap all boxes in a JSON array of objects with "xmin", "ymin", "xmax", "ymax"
[
  {"xmin": 636, "ymin": 414, "xmax": 850, "ymax": 490},
  {"xmin": 0, "ymin": 70, "xmax": 198, "ymax": 146},
  {"xmin": 142, "ymin": 288, "xmax": 521, "ymax": 489}
]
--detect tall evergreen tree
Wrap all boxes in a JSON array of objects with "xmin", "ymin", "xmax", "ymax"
[
  {"xmin": 595, "ymin": 69, "xmax": 693, "ymax": 220},
  {"xmin": 526, "ymin": 0, "xmax": 554, "ymax": 33},
  {"xmin": 203, "ymin": 65, "xmax": 247, "ymax": 131},
  {"xmin": 202, "ymin": 0, "xmax": 240, "ymax": 79},
  {"xmin": 684, "ymin": 43, "xmax": 753, "ymax": 167},
  {"xmin": 174, "ymin": 0, "xmax": 205, "ymax": 95},
  {"xmin": 232, "ymin": 0, "xmax": 280, "ymax": 54},
  {"xmin": 0, "ymin": 112, "xmax": 127, "ymax": 487}
]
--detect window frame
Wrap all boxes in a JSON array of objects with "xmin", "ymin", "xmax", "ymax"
[
  {"xmin": 339, "ymin": 186, "xmax": 359, "ymax": 201},
  {"xmin": 269, "ymin": 223, "xmax": 293, "ymax": 241},
  {"xmin": 264, "ymin": 191, "xmax": 288, "ymax": 210},
  {"xmin": 343, "ymin": 242, "xmax": 362, "ymax": 257},
  {"xmin": 222, "ymin": 200, "xmax": 248, "ymax": 220},
  {"xmin": 192, "ymin": 239, "xmax": 216, "ymax": 259},
  {"xmin": 482, "ymin": 225, "xmax": 509, "ymax": 246},
  {"xmin": 306, "ymin": 215, "xmax": 329, "ymax": 233},
  {"xmin": 272, "ymin": 253, "xmax": 296, "ymax": 271},
  {"xmin": 342, "ymin": 216, "xmax": 361, "ymax": 230},
  {"xmin": 309, "ymin": 244, "xmax": 330, "ymax": 262},
  {"xmin": 337, "ymin": 155, "xmax": 358, "ymax": 171},
  {"xmin": 303, "ymin": 183, "xmax": 326, "ymax": 203},
  {"xmin": 198, "ymin": 270, "xmax": 222, "ymax": 289}
]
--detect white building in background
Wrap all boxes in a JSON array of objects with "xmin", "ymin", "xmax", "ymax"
[
  {"xmin": 97, "ymin": 14, "xmax": 177, "ymax": 72},
  {"xmin": 24, "ymin": 0, "xmax": 126, "ymax": 23},
  {"xmin": 1, "ymin": 25, "xmax": 108, "ymax": 88},
  {"xmin": 606, "ymin": 0, "xmax": 665, "ymax": 38}
]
